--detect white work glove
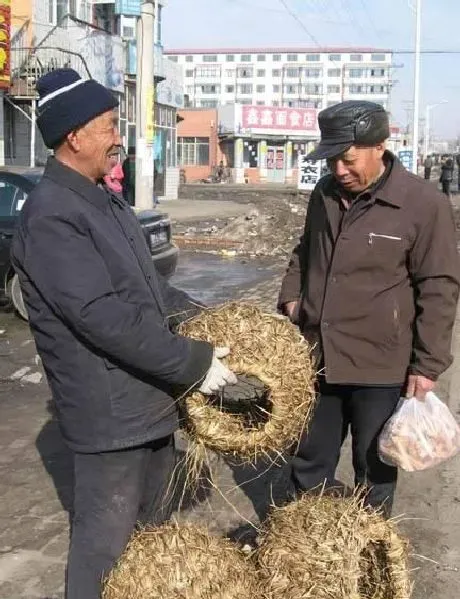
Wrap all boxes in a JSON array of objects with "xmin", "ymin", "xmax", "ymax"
[{"xmin": 198, "ymin": 347, "xmax": 237, "ymax": 395}]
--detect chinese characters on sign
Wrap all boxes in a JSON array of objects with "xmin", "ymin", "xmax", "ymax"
[
  {"xmin": 242, "ymin": 105, "xmax": 318, "ymax": 132},
  {"xmin": 298, "ymin": 154, "xmax": 323, "ymax": 191},
  {"xmin": 398, "ymin": 148, "xmax": 414, "ymax": 172},
  {"xmin": 0, "ymin": 0, "xmax": 10, "ymax": 90}
]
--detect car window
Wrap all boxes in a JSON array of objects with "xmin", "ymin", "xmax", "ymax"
[{"xmin": 0, "ymin": 181, "xmax": 28, "ymax": 218}]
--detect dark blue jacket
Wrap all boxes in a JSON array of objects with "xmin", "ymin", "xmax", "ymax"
[{"xmin": 11, "ymin": 158, "xmax": 213, "ymax": 453}]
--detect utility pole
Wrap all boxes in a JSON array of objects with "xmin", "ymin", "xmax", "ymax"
[
  {"xmin": 424, "ymin": 101, "xmax": 448, "ymax": 158},
  {"xmin": 411, "ymin": 0, "xmax": 421, "ymax": 174},
  {"xmin": 135, "ymin": 1, "xmax": 155, "ymax": 210}
]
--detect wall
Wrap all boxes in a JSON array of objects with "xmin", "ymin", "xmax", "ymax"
[{"xmin": 177, "ymin": 108, "xmax": 218, "ymax": 182}]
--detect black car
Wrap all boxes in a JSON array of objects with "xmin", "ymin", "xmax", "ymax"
[{"xmin": 0, "ymin": 169, "xmax": 178, "ymax": 320}]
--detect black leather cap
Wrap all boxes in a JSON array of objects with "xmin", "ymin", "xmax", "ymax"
[{"xmin": 307, "ymin": 100, "xmax": 390, "ymax": 161}]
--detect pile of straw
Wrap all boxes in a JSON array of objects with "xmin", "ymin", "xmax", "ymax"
[
  {"xmin": 179, "ymin": 302, "xmax": 316, "ymax": 459},
  {"xmin": 102, "ymin": 523, "xmax": 260, "ymax": 599},
  {"xmin": 256, "ymin": 494, "xmax": 412, "ymax": 599}
]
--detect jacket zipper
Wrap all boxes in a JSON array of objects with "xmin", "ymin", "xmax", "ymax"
[{"xmin": 368, "ymin": 232, "xmax": 402, "ymax": 245}]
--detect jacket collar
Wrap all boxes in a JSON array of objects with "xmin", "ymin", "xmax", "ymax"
[
  {"xmin": 325, "ymin": 150, "xmax": 406, "ymax": 209},
  {"xmin": 43, "ymin": 157, "xmax": 113, "ymax": 212}
]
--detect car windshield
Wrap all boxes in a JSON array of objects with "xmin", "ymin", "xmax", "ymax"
[{"xmin": 0, "ymin": 180, "xmax": 30, "ymax": 220}]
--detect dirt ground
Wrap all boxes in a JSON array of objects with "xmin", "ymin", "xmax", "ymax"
[{"xmin": 1, "ymin": 187, "xmax": 460, "ymax": 598}]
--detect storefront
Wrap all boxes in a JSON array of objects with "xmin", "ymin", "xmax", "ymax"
[{"xmin": 218, "ymin": 104, "xmax": 320, "ymax": 184}]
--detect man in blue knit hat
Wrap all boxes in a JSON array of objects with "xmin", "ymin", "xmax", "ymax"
[{"xmin": 11, "ymin": 69, "xmax": 236, "ymax": 598}]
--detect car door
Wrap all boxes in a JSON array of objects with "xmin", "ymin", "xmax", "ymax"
[{"xmin": 0, "ymin": 178, "xmax": 30, "ymax": 290}]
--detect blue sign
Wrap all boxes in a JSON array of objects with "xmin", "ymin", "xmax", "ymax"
[
  {"xmin": 398, "ymin": 148, "xmax": 414, "ymax": 172},
  {"xmin": 114, "ymin": 0, "xmax": 141, "ymax": 16}
]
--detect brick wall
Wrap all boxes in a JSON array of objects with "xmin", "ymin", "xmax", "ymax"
[{"xmin": 177, "ymin": 108, "xmax": 218, "ymax": 182}]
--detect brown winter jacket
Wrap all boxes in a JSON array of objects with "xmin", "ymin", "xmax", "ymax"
[{"xmin": 278, "ymin": 152, "xmax": 460, "ymax": 385}]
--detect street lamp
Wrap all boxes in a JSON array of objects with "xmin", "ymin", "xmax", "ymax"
[
  {"xmin": 424, "ymin": 101, "xmax": 448, "ymax": 158},
  {"xmin": 411, "ymin": 0, "xmax": 421, "ymax": 174}
]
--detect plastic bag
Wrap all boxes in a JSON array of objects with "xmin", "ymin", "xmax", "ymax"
[{"xmin": 378, "ymin": 392, "xmax": 460, "ymax": 472}]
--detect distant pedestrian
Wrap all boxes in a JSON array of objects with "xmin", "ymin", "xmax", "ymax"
[
  {"xmin": 423, "ymin": 155, "xmax": 433, "ymax": 180},
  {"xmin": 104, "ymin": 155, "xmax": 124, "ymax": 195},
  {"xmin": 456, "ymin": 154, "xmax": 460, "ymax": 191},
  {"xmin": 440, "ymin": 156, "xmax": 454, "ymax": 197},
  {"xmin": 122, "ymin": 146, "xmax": 136, "ymax": 206}
]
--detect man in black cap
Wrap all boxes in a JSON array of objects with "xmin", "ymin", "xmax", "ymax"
[
  {"xmin": 11, "ymin": 69, "xmax": 237, "ymax": 598},
  {"xmin": 278, "ymin": 100, "xmax": 460, "ymax": 516}
]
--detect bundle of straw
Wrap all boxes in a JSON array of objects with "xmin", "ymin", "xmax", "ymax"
[
  {"xmin": 256, "ymin": 494, "xmax": 412, "ymax": 599},
  {"xmin": 102, "ymin": 523, "xmax": 260, "ymax": 599},
  {"xmin": 179, "ymin": 302, "xmax": 316, "ymax": 459}
]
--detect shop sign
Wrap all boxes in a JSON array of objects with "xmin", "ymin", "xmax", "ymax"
[
  {"xmin": 298, "ymin": 154, "xmax": 323, "ymax": 190},
  {"xmin": 242, "ymin": 105, "xmax": 318, "ymax": 133},
  {"xmin": 0, "ymin": 0, "xmax": 11, "ymax": 91}
]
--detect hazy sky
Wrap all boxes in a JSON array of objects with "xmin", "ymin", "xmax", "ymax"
[{"xmin": 162, "ymin": 0, "xmax": 460, "ymax": 140}]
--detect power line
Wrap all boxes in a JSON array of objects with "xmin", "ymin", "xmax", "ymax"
[
  {"xmin": 357, "ymin": 0, "xmax": 384, "ymax": 43},
  {"xmin": 277, "ymin": 0, "xmax": 323, "ymax": 47}
]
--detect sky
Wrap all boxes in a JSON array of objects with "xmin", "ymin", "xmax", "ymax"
[{"xmin": 162, "ymin": 0, "xmax": 460, "ymax": 140}]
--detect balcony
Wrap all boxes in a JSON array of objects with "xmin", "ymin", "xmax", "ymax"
[{"xmin": 10, "ymin": 15, "xmax": 125, "ymax": 98}]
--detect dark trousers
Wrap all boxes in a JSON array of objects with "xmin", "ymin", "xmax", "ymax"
[
  {"xmin": 442, "ymin": 180, "xmax": 451, "ymax": 196},
  {"xmin": 66, "ymin": 435, "xmax": 176, "ymax": 599},
  {"xmin": 424, "ymin": 167, "xmax": 431, "ymax": 180},
  {"xmin": 291, "ymin": 383, "xmax": 401, "ymax": 517}
]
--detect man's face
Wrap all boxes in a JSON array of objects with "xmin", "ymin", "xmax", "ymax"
[
  {"xmin": 73, "ymin": 110, "xmax": 121, "ymax": 180},
  {"xmin": 326, "ymin": 144, "xmax": 385, "ymax": 193}
]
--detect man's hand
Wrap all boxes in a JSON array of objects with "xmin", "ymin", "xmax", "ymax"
[
  {"xmin": 283, "ymin": 301, "xmax": 300, "ymax": 323},
  {"xmin": 198, "ymin": 347, "xmax": 237, "ymax": 395},
  {"xmin": 406, "ymin": 374, "xmax": 435, "ymax": 401}
]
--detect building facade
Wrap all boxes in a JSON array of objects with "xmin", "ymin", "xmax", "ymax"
[
  {"xmin": 165, "ymin": 47, "xmax": 393, "ymax": 113},
  {"xmin": 178, "ymin": 103, "xmax": 321, "ymax": 185}
]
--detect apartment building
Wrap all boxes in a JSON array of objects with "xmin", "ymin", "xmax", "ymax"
[{"xmin": 164, "ymin": 47, "xmax": 393, "ymax": 113}]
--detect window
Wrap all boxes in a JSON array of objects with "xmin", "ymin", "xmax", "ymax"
[
  {"xmin": 225, "ymin": 85, "xmax": 235, "ymax": 93},
  {"xmin": 186, "ymin": 85, "xmax": 194, "ymax": 95},
  {"xmin": 203, "ymin": 54, "xmax": 218, "ymax": 62},
  {"xmin": 285, "ymin": 84, "xmax": 298, "ymax": 94},
  {"xmin": 56, "ymin": 0, "xmax": 67, "ymax": 23},
  {"xmin": 349, "ymin": 84, "xmax": 363, "ymax": 94},
  {"xmin": 240, "ymin": 54, "xmax": 251, "ymax": 62},
  {"xmin": 200, "ymin": 100, "xmax": 218, "ymax": 108},
  {"xmin": 178, "ymin": 137, "xmax": 210, "ymax": 166},
  {"xmin": 306, "ymin": 54, "xmax": 320, "ymax": 62},
  {"xmin": 350, "ymin": 54, "xmax": 363, "ymax": 61},
  {"xmin": 237, "ymin": 99, "xmax": 252, "ymax": 105},
  {"xmin": 48, "ymin": 0, "xmax": 54, "ymax": 23},
  {"xmin": 380, "ymin": 85, "xmax": 386, "ymax": 93},
  {"xmin": 272, "ymin": 54, "xmax": 281, "ymax": 61},
  {"xmin": 272, "ymin": 69, "xmax": 281, "ymax": 77},
  {"xmin": 257, "ymin": 54, "xmax": 266, "ymax": 62},
  {"xmin": 257, "ymin": 69, "xmax": 266, "ymax": 77},
  {"xmin": 237, "ymin": 68, "xmax": 253, "ymax": 78},
  {"xmin": 226, "ymin": 54, "xmax": 235, "ymax": 62},
  {"xmin": 329, "ymin": 54, "xmax": 341, "ymax": 61},
  {"xmin": 370, "ymin": 68, "xmax": 386, "ymax": 77},
  {"xmin": 286, "ymin": 67, "xmax": 299, "ymax": 78},
  {"xmin": 238, "ymin": 83, "xmax": 253, "ymax": 94},
  {"xmin": 0, "ymin": 182, "xmax": 28, "ymax": 219},
  {"xmin": 225, "ymin": 69, "xmax": 235, "ymax": 77},
  {"xmin": 201, "ymin": 84, "xmax": 218, "ymax": 94},
  {"xmin": 371, "ymin": 53, "xmax": 386, "ymax": 62},
  {"xmin": 273, "ymin": 84, "xmax": 280, "ymax": 93},
  {"xmin": 327, "ymin": 85, "xmax": 341, "ymax": 93},
  {"xmin": 287, "ymin": 54, "xmax": 298, "ymax": 62},
  {"xmin": 349, "ymin": 68, "xmax": 364, "ymax": 78},
  {"xmin": 185, "ymin": 69, "xmax": 194, "ymax": 77},
  {"xmin": 304, "ymin": 68, "xmax": 321, "ymax": 78},
  {"xmin": 328, "ymin": 68, "xmax": 341, "ymax": 77},
  {"xmin": 122, "ymin": 26, "xmax": 135, "ymax": 39},
  {"xmin": 256, "ymin": 84, "xmax": 265, "ymax": 93},
  {"xmin": 195, "ymin": 67, "xmax": 219, "ymax": 78},
  {"xmin": 304, "ymin": 84, "xmax": 322, "ymax": 94},
  {"xmin": 185, "ymin": 55, "xmax": 194, "ymax": 63},
  {"xmin": 256, "ymin": 101, "xmax": 265, "ymax": 105},
  {"xmin": 273, "ymin": 100, "xmax": 280, "ymax": 106}
]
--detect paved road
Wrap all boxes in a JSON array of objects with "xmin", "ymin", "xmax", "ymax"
[{"xmin": 0, "ymin": 255, "xmax": 459, "ymax": 598}]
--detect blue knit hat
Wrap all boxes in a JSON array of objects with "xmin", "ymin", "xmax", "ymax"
[{"xmin": 36, "ymin": 68, "xmax": 119, "ymax": 148}]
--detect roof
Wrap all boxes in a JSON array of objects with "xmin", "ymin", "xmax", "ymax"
[{"xmin": 164, "ymin": 47, "xmax": 392, "ymax": 55}]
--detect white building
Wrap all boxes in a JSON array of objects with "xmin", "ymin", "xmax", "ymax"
[{"xmin": 164, "ymin": 47, "xmax": 393, "ymax": 113}]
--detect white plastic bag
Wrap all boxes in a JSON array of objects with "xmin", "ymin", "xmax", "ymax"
[{"xmin": 378, "ymin": 392, "xmax": 460, "ymax": 472}]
